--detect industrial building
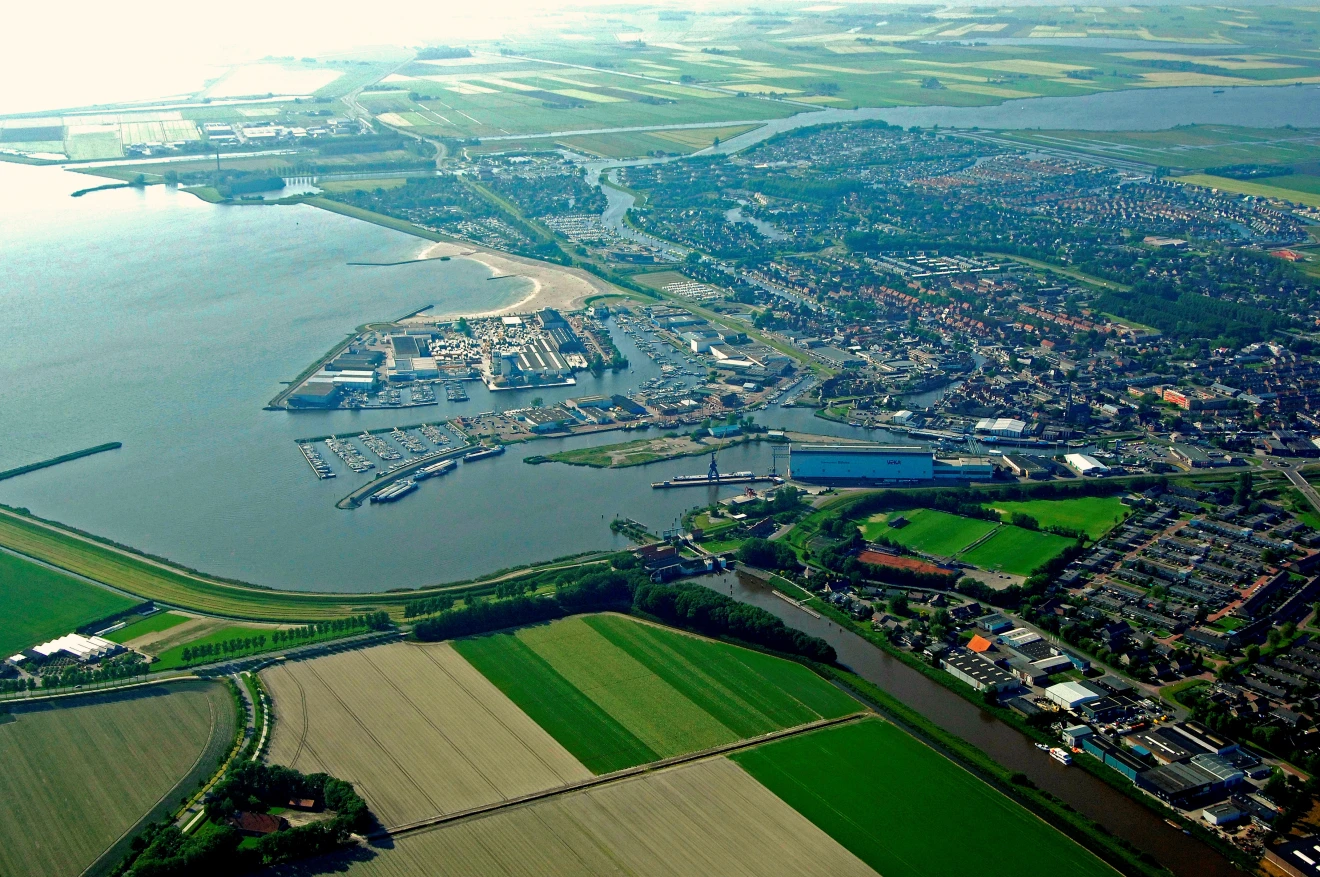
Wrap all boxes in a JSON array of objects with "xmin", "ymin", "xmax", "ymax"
[
  {"xmin": 1065, "ymin": 453, "xmax": 1109, "ymax": 476},
  {"xmin": 12, "ymin": 633, "xmax": 124, "ymax": 665},
  {"xmin": 1046, "ymin": 680, "xmax": 1106, "ymax": 710},
  {"xmin": 789, "ymin": 444, "xmax": 932, "ymax": 484},
  {"xmin": 943, "ymin": 651, "xmax": 1017, "ymax": 693}
]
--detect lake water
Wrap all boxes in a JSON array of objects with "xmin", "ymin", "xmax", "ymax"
[{"xmin": 0, "ymin": 161, "xmax": 892, "ymax": 592}]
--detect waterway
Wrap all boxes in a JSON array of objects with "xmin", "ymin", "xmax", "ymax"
[
  {"xmin": 698, "ymin": 571, "xmax": 1238, "ymax": 877},
  {"xmin": 0, "ymin": 161, "xmax": 901, "ymax": 591}
]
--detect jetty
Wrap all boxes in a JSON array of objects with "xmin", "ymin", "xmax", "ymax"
[
  {"xmin": 650, "ymin": 473, "xmax": 781, "ymax": 490},
  {"xmin": 336, "ymin": 445, "xmax": 473, "ymax": 510},
  {"xmin": 0, "ymin": 443, "xmax": 122, "ymax": 483}
]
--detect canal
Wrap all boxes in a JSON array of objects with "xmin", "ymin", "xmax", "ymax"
[{"xmin": 697, "ymin": 571, "xmax": 1238, "ymax": 877}]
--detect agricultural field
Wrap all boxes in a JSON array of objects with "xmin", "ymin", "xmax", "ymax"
[
  {"xmin": 996, "ymin": 126, "xmax": 1320, "ymax": 172},
  {"xmin": 1175, "ymin": 173, "xmax": 1320, "ymax": 209},
  {"xmin": 261, "ymin": 641, "xmax": 592, "ymax": 828},
  {"xmin": 732, "ymin": 718, "xmax": 1115, "ymax": 877},
  {"xmin": 0, "ymin": 550, "xmax": 136, "ymax": 657},
  {"xmin": 860, "ymin": 507, "xmax": 996, "ymax": 557},
  {"xmin": 982, "ymin": 496, "xmax": 1129, "ymax": 540},
  {"xmin": 0, "ymin": 682, "xmax": 236, "ymax": 877},
  {"xmin": 454, "ymin": 614, "xmax": 859, "ymax": 773},
  {"xmin": 301, "ymin": 758, "xmax": 876, "ymax": 877},
  {"xmin": 959, "ymin": 525, "xmax": 1076, "ymax": 578}
]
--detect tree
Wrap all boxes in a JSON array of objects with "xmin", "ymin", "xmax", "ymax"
[
  {"xmin": 1235, "ymin": 471, "xmax": 1253, "ymax": 506},
  {"xmin": 889, "ymin": 593, "xmax": 910, "ymax": 616}
]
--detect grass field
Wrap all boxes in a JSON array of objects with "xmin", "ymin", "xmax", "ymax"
[
  {"xmin": 859, "ymin": 508, "xmax": 996, "ymax": 557},
  {"xmin": 732, "ymin": 718, "xmax": 1115, "ymax": 877},
  {"xmin": 454, "ymin": 614, "xmax": 859, "ymax": 773},
  {"xmin": 105, "ymin": 610, "xmax": 188, "ymax": 644},
  {"xmin": 960, "ymin": 526, "xmax": 1075, "ymax": 577},
  {"xmin": 315, "ymin": 757, "xmax": 876, "ymax": 876},
  {"xmin": 1176, "ymin": 174, "xmax": 1320, "ymax": 209},
  {"xmin": 0, "ymin": 682, "xmax": 236, "ymax": 877},
  {"xmin": 151, "ymin": 623, "xmax": 288, "ymax": 669},
  {"xmin": 983, "ymin": 496, "xmax": 1129, "ymax": 540},
  {"xmin": 262, "ymin": 641, "xmax": 591, "ymax": 828},
  {"xmin": 536, "ymin": 435, "xmax": 729, "ymax": 468},
  {"xmin": 0, "ymin": 550, "xmax": 135, "ymax": 656}
]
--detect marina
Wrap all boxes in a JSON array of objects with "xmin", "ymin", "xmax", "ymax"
[{"xmin": 296, "ymin": 443, "xmax": 335, "ymax": 480}]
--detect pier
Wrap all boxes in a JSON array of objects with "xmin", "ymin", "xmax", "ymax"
[
  {"xmin": 0, "ymin": 443, "xmax": 122, "ymax": 483},
  {"xmin": 336, "ymin": 445, "xmax": 473, "ymax": 510},
  {"xmin": 650, "ymin": 474, "xmax": 781, "ymax": 490}
]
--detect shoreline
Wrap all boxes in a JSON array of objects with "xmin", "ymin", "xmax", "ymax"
[{"xmin": 415, "ymin": 241, "xmax": 614, "ymax": 319}]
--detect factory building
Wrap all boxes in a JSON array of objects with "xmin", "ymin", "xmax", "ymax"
[{"xmin": 789, "ymin": 444, "xmax": 933, "ymax": 484}]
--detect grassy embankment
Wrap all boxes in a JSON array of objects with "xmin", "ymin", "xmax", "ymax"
[
  {"xmin": 0, "ymin": 506, "xmax": 610, "ymax": 623},
  {"xmin": 528, "ymin": 434, "xmax": 752, "ymax": 469}
]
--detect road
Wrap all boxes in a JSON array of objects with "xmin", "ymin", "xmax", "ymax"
[{"xmin": 1285, "ymin": 464, "xmax": 1320, "ymax": 515}]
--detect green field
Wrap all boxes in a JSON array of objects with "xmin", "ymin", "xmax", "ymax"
[
  {"xmin": 152, "ymin": 623, "xmax": 282, "ymax": 669},
  {"xmin": 860, "ymin": 508, "xmax": 996, "ymax": 557},
  {"xmin": 0, "ymin": 682, "xmax": 237, "ymax": 877},
  {"xmin": 454, "ymin": 614, "xmax": 858, "ymax": 773},
  {"xmin": 984, "ymin": 496, "xmax": 1129, "ymax": 540},
  {"xmin": 105, "ymin": 610, "xmax": 188, "ymax": 643},
  {"xmin": 0, "ymin": 550, "xmax": 136, "ymax": 656},
  {"xmin": 960, "ymin": 526, "xmax": 1075, "ymax": 577},
  {"xmin": 1176, "ymin": 173, "xmax": 1320, "ymax": 209},
  {"xmin": 732, "ymin": 718, "xmax": 1115, "ymax": 877}
]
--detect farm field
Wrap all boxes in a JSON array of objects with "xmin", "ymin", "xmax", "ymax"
[
  {"xmin": 1175, "ymin": 173, "xmax": 1320, "ymax": 209},
  {"xmin": 859, "ymin": 507, "xmax": 996, "ymax": 557},
  {"xmin": 454, "ymin": 614, "xmax": 859, "ymax": 773},
  {"xmin": 732, "ymin": 719, "xmax": 1115, "ymax": 877},
  {"xmin": 296, "ymin": 757, "xmax": 877, "ymax": 877},
  {"xmin": 0, "ymin": 550, "xmax": 135, "ymax": 656},
  {"xmin": 983, "ymin": 496, "xmax": 1129, "ymax": 540},
  {"xmin": 959, "ymin": 525, "xmax": 1076, "ymax": 578},
  {"xmin": 995, "ymin": 126, "xmax": 1320, "ymax": 172},
  {"xmin": 0, "ymin": 682, "xmax": 236, "ymax": 877},
  {"xmin": 261, "ymin": 641, "xmax": 591, "ymax": 828}
]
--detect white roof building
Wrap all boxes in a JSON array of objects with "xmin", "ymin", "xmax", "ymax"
[
  {"xmin": 975, "ymin": 417, "xmax": 1027, "ymax": 438},
  {"xmin": 1064, "ymin": 453, "xmax": 1109, "ymax": 476},
  {"xmin": 1046, "ymin": 680, "xmax": 1104, "ymax": 710},
  {"xmin": 29, "ymin": 633, "xmax": 123, "ymax": 663}
]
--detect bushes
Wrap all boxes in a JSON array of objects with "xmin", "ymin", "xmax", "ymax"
[
  {"xmin": 118, "ymin": 763, "xmax": 371, "ymax": 877},
  {"xmin": 737, "ymin": 537, "xmax": 799, "ymax": 571}
]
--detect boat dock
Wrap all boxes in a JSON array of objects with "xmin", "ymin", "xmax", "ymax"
[
  {"xmin": 297, "ymin": 443, "xmax": 336, "ymax": 479},
  {"xmin": 651, "ymin": 473, "xmax": 781, "ymax": 490},
  {"xmin": 336, "ymin": 445, "xmax": 473, "ymax": 510}
]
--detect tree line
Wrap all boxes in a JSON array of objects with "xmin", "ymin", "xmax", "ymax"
[
  {"xmin": 412, "ymin": 557, "xmax": 836, "ymax": 664},
  {"xmin": 180, "ymin": 613, "xmax": 390, "ymax": 665}
]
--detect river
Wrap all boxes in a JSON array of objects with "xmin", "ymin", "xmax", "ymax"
[{"xmin": 698, "ymin": 571, "xmax": 1238, "ymax": 877}]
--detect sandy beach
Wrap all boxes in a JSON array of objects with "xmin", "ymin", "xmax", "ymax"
[{"xmin": 414, "ymin": 240, "xmax": 619, "ymax": 319}]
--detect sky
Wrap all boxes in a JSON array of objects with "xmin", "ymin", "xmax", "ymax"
[{"xmin": 0, "ymin": 0, "xmax": 654, "ymax": 114}]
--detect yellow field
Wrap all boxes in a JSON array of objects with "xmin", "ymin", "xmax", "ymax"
[
  {"xmin": 319, "ymin": 758, "xmax": 877, "ymax": 877},
  {"xmin": 262, "ymin": 642, "xmax": 591, "ymax": 828},
  {"xmin": 1175, "ymin": 174, "xmax": 1320, "ymax": 209}
]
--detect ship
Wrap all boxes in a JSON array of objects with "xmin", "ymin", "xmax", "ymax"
[
  {"xmin": 416, "ymin": 459, "xmax": 457, "ymax": 480},
  {"xmin": 1049, "ymin": 747, "xmax": 1072, "ymax": 766},
  {"xmin": 369, "ymin": 479, "xmax": 419, "ymax": 503},
  {"xmin": 464, "ymin": 445, "xmax": 507, "ymax": 462}
]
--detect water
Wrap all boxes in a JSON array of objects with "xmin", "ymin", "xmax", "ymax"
[
  {"xmin": 0, "ymin": 161, "xmax": 890, "ymax": 592},
  {"xmin": 699, "ymin": 571, "xmax": 1237, "ymax": 877},
  {"xmin": 724, "ymin": 206, "xmax": 789, "ymax": 241}
]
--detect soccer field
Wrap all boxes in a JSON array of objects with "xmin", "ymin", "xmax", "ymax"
[
  {"xmin": 0, "ymin": 550, "xmax": 136, "ymax": 657},
  {"xmin": 732, "ymin": 719, "xmax": 1116, "ymax": 877},
  {"xmin": 454, "ymin": 614, "xmax": 860, "ymax": 773},
  {"xmin": 860, "ymin": 508, "xmax": 996, "ymax": 557},
  {"xmin": 960, "ymin": 525, "xmax": 1075, "ymax": 577},
  {"xmin": 985, "ymin": 496, "xmax": 1129, "ymax": 540}
]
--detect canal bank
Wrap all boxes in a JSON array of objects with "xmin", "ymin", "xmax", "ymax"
[{"xmin": 697, "ymin": 570, "xmax": 1239, "ymax": 877}]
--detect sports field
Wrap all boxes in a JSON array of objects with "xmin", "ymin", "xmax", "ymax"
[
  {"xmin": 984, "ymin": 496, "xmax": 1129, "ymax": 540},
  {"xmin": 732, "ymin": 719, "xmax": 1115, "ymax": 877},
  {"xmin": 105, "ymin": 610, "xmax": 188, "ymax": 644},
  {"xmin": 960, "ymin": 526, "xmax": 1075, "ymax": 577},
  {"xmin": 860, "ymin": 508, "xmax": 996, "ymax": 557},
  {"xmin": 262, "ymin": 641, "xmax": 591, "ymax": 828},
  {"xmin": 312, "ymin": 757, "xmax": 876, "ymax": 877},
  {"xmin": 454, "ymin": 614, "xmax": 859, "ymax": 773},
  {"xmin": 0, "ymin": 682, "xmax": 236, "ymax": 877},
  {"xmin": 0, "ymin": 550, "xmax": 135, "ymax": 657}
]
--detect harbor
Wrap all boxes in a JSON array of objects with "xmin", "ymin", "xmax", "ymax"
[{"xmin": 336, "ymin": 444, "xmax": 473, "ymax": 510}]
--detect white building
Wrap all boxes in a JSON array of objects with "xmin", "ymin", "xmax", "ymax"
[
  {"xmin": 975, "ymin": 417, "xmax": 1027, "ymax": 438},
  {"xmin": 1046, "ymin": 680, "xmax": 1103, "ymax": 710},
  {"xmin": 790, "ymin": 445, "xmax": 933, "ymax": 483},
  {"xmin": 1064, "ymin": 453, "xmax": 1109, "ymax": 476},
  {"xmin": 27, "ymin": 633, "xmax": 124, "ymax": 664}
]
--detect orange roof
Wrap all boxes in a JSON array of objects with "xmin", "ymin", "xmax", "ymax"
[{"xmin": 968, "ymin": 635, "xmax": 993, "ymax": 653}]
